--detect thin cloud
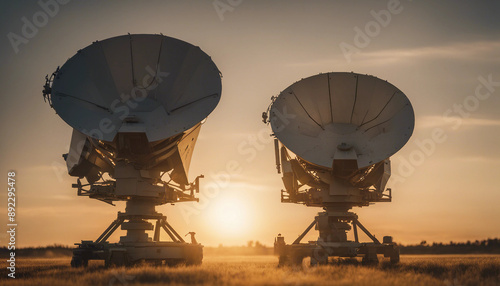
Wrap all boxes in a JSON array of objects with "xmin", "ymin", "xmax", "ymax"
[
  {"xmin": 358, "ymin": 40, "xmax": 500, "ymax": 64},
  {"xmin": 417, "ymin": 115, "xmax": 500, "ymax": 129},
  {"xmin": 286, "ymin": 40, "xmax": 500, "ymax": 68},
  {"xmin": 454, "ymin": 156, "xmax": 500, "ymax": 164}
]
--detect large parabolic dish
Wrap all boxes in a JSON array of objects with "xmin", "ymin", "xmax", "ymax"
[
  {"xmin": 270, "ymin": 72, "xmax": 414, "ymax": 169},
  {"xmin": 50, "ymin": 34, "xmax": 222, "ymax": 142},
  {"xmin": 44, "ymin": 34, "xmax": 220, "ymax": 267}
]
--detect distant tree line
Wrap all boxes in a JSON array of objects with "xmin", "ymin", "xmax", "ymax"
[
  {"xmin": 400, "ymin": 238, "xmax": 500, "ymax": 254},
  {"xmin": 2, "ymin": 239, "xmax": 499, "ymax": 257},
  {"xmin": 204, "ymin": 241, "xmax": 273, "ymax": 256},
  {"xmin": 0, "ymin": 244, "xmax": 73, "ymax": 257}
]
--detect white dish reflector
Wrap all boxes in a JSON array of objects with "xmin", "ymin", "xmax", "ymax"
[
  {"xmin": 270, "ymin": 72, "xmax": 414, "ymax": 169},
  {"xmin": 51, "ymin": 34, "xmax": 222, "ymax": 142}
]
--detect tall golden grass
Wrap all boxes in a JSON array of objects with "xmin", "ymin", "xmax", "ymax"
[{"xmin": 2, "ymin": 255, "xmax": 499, "ymax": 286}]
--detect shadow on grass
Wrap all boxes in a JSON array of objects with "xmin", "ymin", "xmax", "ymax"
[
  {"xmin": 380, "ymin": 260, "xmax": 500, "ymax": 283},
  {"xmin": 282, "ymin": 256, "xmax": 499, "ymax": 284}
]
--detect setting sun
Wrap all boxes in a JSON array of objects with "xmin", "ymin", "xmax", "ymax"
[{"xmin": 205, "ymin": 194, "xmax": 252, "ymax": 238}]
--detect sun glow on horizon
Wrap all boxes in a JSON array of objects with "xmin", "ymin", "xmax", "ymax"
[{"xmin": 205, "ymin": 194, "xmax": 253, "ymax": 239}]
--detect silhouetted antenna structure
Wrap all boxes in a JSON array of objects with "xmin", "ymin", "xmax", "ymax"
[
  {"xmin": 43, "ymin": 34, "xmax": 222, "ymax": 268},
  {"xmin": 265, "ymin": 72, "xmax": 414, "ymax": 266}
]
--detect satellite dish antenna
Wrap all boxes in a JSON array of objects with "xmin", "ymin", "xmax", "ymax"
[
  {"xmin": 270, "ymin": 72, "xmax": 414, "ymax": 169},
  {"xmin": 43, "ymin": 34, "xmax": 222, "ymax": 267},
  {"xmin": 264, "ymin": 72, "xmax": 414, "ymax": 266},
  {"xmin": 50, "ymin": 34, "xmax": 221, "ymax": 142}
]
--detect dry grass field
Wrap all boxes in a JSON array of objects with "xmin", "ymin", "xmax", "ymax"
[{"xmin": 2, "ymin": 255, "xmax": 499, "ymax": 286}]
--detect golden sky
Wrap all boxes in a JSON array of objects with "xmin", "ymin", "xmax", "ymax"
[{"xmin": 0, "ymin": 0, "xmax": 499, "ymax": 247}]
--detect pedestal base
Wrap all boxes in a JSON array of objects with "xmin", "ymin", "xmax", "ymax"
[
  {"xmin": 71, "ymin": 241, "xmax": 203, "ymax": 267},
  {"xmin": 274, "ymin": 211, "xmax": 400, "ymax": 266},
  {"xmin": 70, "ymin": 200, "xmax": 203, "ymax": 267},
  {"xmin": 275, "ymin": 240, "xmax": 399, "ymax": 266}
]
